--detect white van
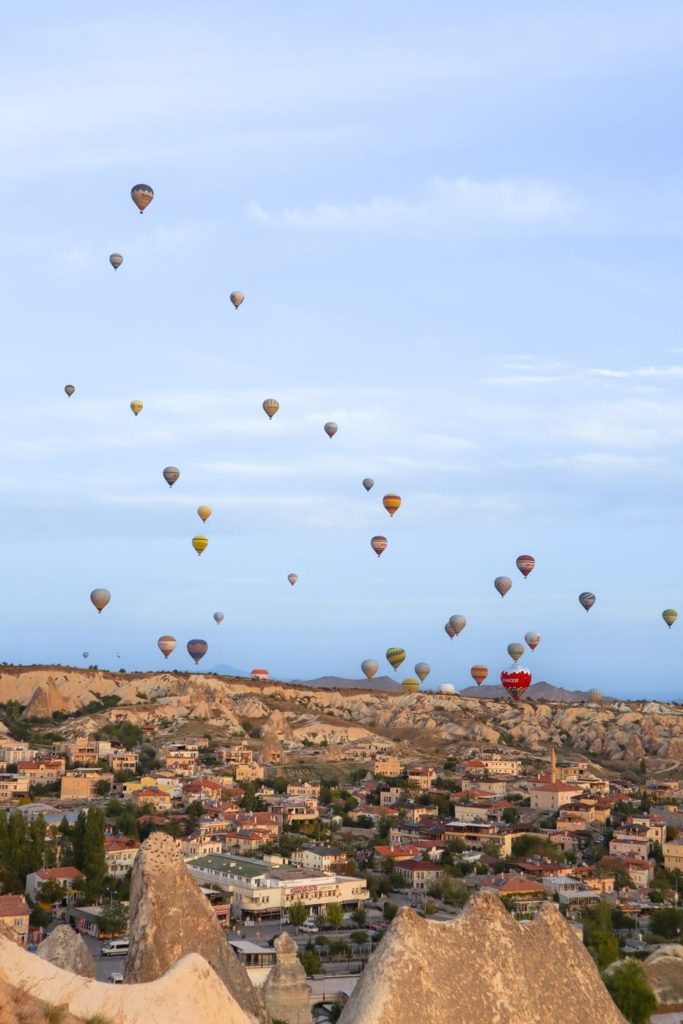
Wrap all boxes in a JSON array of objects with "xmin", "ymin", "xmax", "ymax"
[
  {"xmin": 299, "ymin": 920, "xmax": 319, "ymax": 935},
  {"xmin": 101, "ymin": 937, "xmax": 129, "ymax": 956}
]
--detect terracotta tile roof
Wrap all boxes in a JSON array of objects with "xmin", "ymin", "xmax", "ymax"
[
  {"xmin": 0, "ymin": 894, "xmax": 30, "ymax": 917},
  {"xmin": 35, "ymin": 866, "xmax": 83, "ymax": 880}
]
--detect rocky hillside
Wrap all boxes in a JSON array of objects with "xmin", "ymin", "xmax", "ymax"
[{"xmin": 1, "ymin": 666, "xmax": 682, "ymax": 763}]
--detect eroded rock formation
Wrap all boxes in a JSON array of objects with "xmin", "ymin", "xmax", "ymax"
[
  {"xmin": 37, "ymin": 924, "xmax": 97, "ymax": 977},
  {"xmin": 643, "ymin": 944, "xmax": 683, "ymax": 1008},
  {"xmin": 262, "ymin": 932, "xmax": 312, "ymax": 1024},
  {"xmin": 124, "ymin": 832, "xmax": 268, "ymax": 1022}
]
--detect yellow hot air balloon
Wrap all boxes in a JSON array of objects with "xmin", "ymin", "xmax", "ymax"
[
  {"xmin": 662, "ymin": 609, "xmax": 678, "ymax": 629},
  {"xmin": 131, "ymin": 183, "xmax": 154, "ymax": 213},
  {"xmin": 401, "ymin": 677, "xmax": 420, "ymax": 693},
  {"xmin": 197, "ymin": 505, "xmax": 212, "ymax": 523},
  {"xmin": 230, "ymin": 291, "xmax": 244, "ymax": 309},
  {"xmin": 386, "ymin": 647, "xmax": 406, "ymax": 672},
  {"xmin": 383, "ymin": 494, "xmax": 401, "ymax": 517},
  {"xmin": 263, "ymin": 399, "xmax": 280, "ymax": 420},
  {"xmin": 192, "ymin": 535, "xmax": 208, "ymax": 556},
  {"xmin": 130, "ymin": 400, "xmax": 143, "ymax": 416}
]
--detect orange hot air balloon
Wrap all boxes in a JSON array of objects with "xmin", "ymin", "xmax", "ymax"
[
  {"xmin": 90, "ymin": 589, "xmax": 110, "ymax": 614},
  {"xmin": 516, "ymin": 554, "xmax": 536, "ymax": 578},
  {"xmin": 230, "ymin": 291, "xmax": 244, "ymax": 309},
  {"xmin": 324, "ymin": 422, "xmax": 338, "ymax": 438},
  {"xmin": 192, "ymin": 535, "xmax": 208, "ymax": 556},
  {"xmin": 371, "ymin": 536, "xmax": 388, "ymax": 557},
  {"xmin": 383, "ymin": 494, "xmax": 401, "ymax": 517},
  {"xmin": 157, "ymin": 635, "xmax": 176, "ymax": 658},
  {"xmin": 197, "ymin": 505, "xmax": 212, "ymax": 523},
  {"xmin": 263, "ymin": 399, "xmax": 279, "ymax": 420},
  {"xmin": 163, "ymin": 466, "xmax": 180, "ymax": 487},
  {"xmin": 130, "ymin": 400, "xmax": 143, "ymax": 416},
  {"xmin": 131, "ymin": 183, "xmax": 154, "ymax": 213},
  {"xmin": 470, "ymin": 665, "xmax": 488, "ymax": 686}
]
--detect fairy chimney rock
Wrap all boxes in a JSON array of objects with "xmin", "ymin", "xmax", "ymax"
[
  {"xmin": 124, "ymin": 832, "xmax": 267, "ymax": 1022},
  {"xmin": 263, "ymin": 931, "xmax": 312, "ymax": 1024},
  {"xmin": 37, "ymin": 925, "xmax": 97, "ymax": 977}
]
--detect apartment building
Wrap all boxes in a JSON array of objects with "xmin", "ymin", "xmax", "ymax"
[
  {"xmin": 373, "ymin": 754, "xmax": 403, "ymax": 778},
  {"xmin": 104, "ymin": 837, "xmax": 140, "ymax": 877},
  {"xmin": 0, "ymin": 774, "xmax": 30, "ymax": 800},
  {"xmin": 16, "ymin": 759, "xmax": 66, "ymax": 784},
  {"xmin": 60, "ymin": 769, "xmax": 110, "ymax": 800}
]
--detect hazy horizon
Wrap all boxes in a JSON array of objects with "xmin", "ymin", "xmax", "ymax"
[{"xmin": 2, "ymin": 4, "xmax": 683, "ymax": 700}]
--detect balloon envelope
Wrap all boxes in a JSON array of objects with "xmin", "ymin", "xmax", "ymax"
[
  {"xmin": 494, "ymin": 576, "xmax": 512, "ymax": 598},
  {"xmin": 324, "ymin": 422, "xmax": 338, "ymax": 438},
  {"xmin": 445, "ymin": 622, "xmax": 456, "ymax": 638},
  {"xmin": 287, "ymin": 573, "xmax": 298, "ymax": 586},
  {"xmin": 371, "ymin": 536, "xmax": 388, "ymax": 557},
  {"xmin": 131, "ymin": 183, "xmax": 154, "ymax": 213},
  {"xmin": 64, "ymin": 385, "xmax": 75, "ymax": 397},
  {"xmin": 109, "ymin": 253, "xmax": 123, "ymax": 270},
  {"xmin": 414, "ymin": 661, "xmax": 430, "ymax": 682},
  {"xmin": 197, "ymin": 505, "xmax": 212, "ymax": 523},
  {"xmin": 662, "ymin": 609, "xmax": 678, "ymax": 628},
  {"xmin": 386, "ymin": 647, "xmax": 406, "ymax": 672},
  {"xmin": 401, "ymin": 677, "xmax": 420, "ymax": 693},
  {"xmin": 90, "ymin": 589, "xmax": 110, "ymax": 613},
  {"xmin": 213, "ymin": 612, "xmax": 224, "ymax": 624},
  {"xmin": 507, "ymin": 642, "xmax": 524, "ymax": 663},
  {"xmin": 448, "ymin": 614, "xmax": 467, "ymax": 636},
  {"xmin": 163, "ymin": 466, "xmax": 180, "ymax": 487},
  {"xmin": 470, "ymin": 665, "xmax": 488, "ymax": 686},
  {"xmin": 187, "ymin": 639, "xmax": 208, "ymax": 664},
  {"xmin": 263, "ymin": 399, "xmax": 279, "ymax": 420},
  {"xmin": 192, "ymin": 535, "xmax": 208, "ymax": 556},
  {"xmin": 130, "ymin": 400, "xmax": 143, "ymax": 416},
  {"xmin": 525, "ymin": 631, "xmax": 541, "ymax": 651},
  {"xmin": 158, "ymin": 635, "xmax": 176, "ymax": 659},
  {"xmin": 500, "ymin": 664, "xmax": 532, "ymax": 700},
  {"xmin": 361, "ymin": 659, "xmax": 379, "ymax": 681},
  {"xmin": 230, "ymin": 291, "xmax": 244, "ymax": 309},
  {"xmin": 362, "ymin": 478, "xmax": 374, "ymax": 492},
  {"xmin": 383, "ymin": 494, "xmax": 401, "ymax": 517},
  {"xmin": 579, "ymin": 592, "xmax": 596, "ymax": 612},
  {"xmin": 516, "ymin": 554, "xmax": 535, "ymax": 578},
  {"xmin": 439, "ymin": 683, "xmax": 456, "ymax": 694},
  {"xmin": 82, "ymin": 652, "xmax": 89, "ymax": 659}
]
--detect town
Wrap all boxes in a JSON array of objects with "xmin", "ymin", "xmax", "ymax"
[{"xmin": 1, "ymin": 717, "xmax": 681, "ymax": 1019}]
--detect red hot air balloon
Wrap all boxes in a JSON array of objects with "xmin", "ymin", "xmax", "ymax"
[
  {"xmin": 516, "ymin": 555, "xmax": 536, "ymax": 578},
  {"xmin": 500, "ymin": 664, "xmax": 532, "ymax": 701},
  {"xmin": 187, "ymin": 639, "xmax": 208, "ymax": 664},
  {"xmin": 371, "ymin": 536, "xmax": 388, "ymax": 557}
]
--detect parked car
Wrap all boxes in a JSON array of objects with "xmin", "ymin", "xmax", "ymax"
[
  {"xmin": 101, "ymin": 937, "xmax": 129, "ymax": 956},
  {"xmin": 108, "ymin": 972, "xmax": 124, "ymax": 984},
  {"xmin": 299, "ymin": 920, "xmax": 320, "ymax": 935}
]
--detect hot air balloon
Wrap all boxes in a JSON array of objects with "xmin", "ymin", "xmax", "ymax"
[
  {"xmin": 439, "ymin": 683, "xmax": 456, "ymax": 695},
  {"xmin": 163, "ymin": 466, "xmax": 180, "ymax": 487},
  {"xmin": 386, "ymin": 647, "xmax": 406, "ymax": 672},
  {"xmin": 516, "ymin": 555, "xmax": 535, "ymax": 578},
  {"xmin": 82, "ymin": 652, "xmax": 89, "ymax": 660},
  {"xmin": 662, "ymin": 609, "xmax": 678, "ymax": 629},
  {"xmin": 229, "ymin": 291, "xmax": 244, "ymax": 309},
  {"xmin": 587, "ymin": 688, "xmax": 603, "ymax": 703},
  {"xmin": 197, "ymin": 505, "xmax": 212, "ymax": 523},
  {"xmin": 158, "ymin": 635, "xmax": 176, "ymax": 659},
  {"xmin": 192, "ymin": 535, "xmax": 208, "ymax": 556},
  {"xmin": 371, "ymin": 536, "xmax": 388, "ymax": 557},
  {"xmin": 361, "ymin": 659, "xmax": 379, "ymax": 681},
  {"xmin": 187, "ymin": 639, "xmax": 208, "ymax": 664},
  {"xmin": 64, "ymin": 385, "xmax": 75, "ymax": 397},
  {"xmin": 500, "ymin": 664, "xmax": 532, "ymax": 701},
  {"xmin": 414, "ymin": 662, "xmax": 430, "ymax": 683},
  {"xmin": 130, "ymin": 400, "xmax": 143, "ymax": 416},
  {"xmin": 131, "ymin": 183, "xmax": 154, "ymax": 213},
  {"xmin": 263, "ymin": 399, "xmax": 279, "ymax": 420},
  {"xmin": 449, "ymin": 614, "xmax": 467, "ymax": 636},
  {"xmin": 494, "ymin": 576, "xmax": 512, "ymax": 598},
  {"xmin": 445, "ymin": 622, "xmax": 456, "ymax": 638},
  {"xmin": 383, "ymin": 494, "xmax": 401, "ymax": 517},
  {"xmin": 109, "ymin": 253, "xmax": 124, "ymax": 271},
  {"xmin": 287, "ymin": 573, "xmax": 298, "ymax": 586},
  {"xmin": 470, "ymin": 665, "xmax": 488, "ymax": 686},
  {"xmin": 401, "ymin": 677, "xmax": 420, "ymax": 693},
  {"xmin": 90, "ymin": 589, "xmax": 110, "ymax": 614},
  {"xmin": 525, "ymin": 631, "xmax": 541, "ymax": 651},
  {"xmin": 507, "ymin": 642, "xmax": 524, "ymax": 663},
  {"xmin": 213, "ymin": 612, "xmax": 224, "ymax": 624},
  {"xmin": 362, "ymin": 478, "xmax": 374, "ymax": 492},
  {"xmin": 324, "ymin": 422, "xmax": 338, "ymax": 439},
  {"xmin": 579, "ymin": 592, "xmax": 596, "ymax": 612}
]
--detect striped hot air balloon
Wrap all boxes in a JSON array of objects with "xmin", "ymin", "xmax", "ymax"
[
  {"xmin": 401, "ymin": 677, "xmax": 420, "ymax": 693},
  {"xmin": 500, "ymin": 664, "xmax": 532, "ymax": 701},
  {"xmin": 263, "ymin": 399, "xmax": 279, "ymax": 420},
  {"xmin": 579, "ymin": 592, "xmax": 596, "ymax": 612},
  {"xmin": 187, "ymin": 639, "xmax": 208, "ymax": 664},
  {"xmin": 662, "ymin": 609, "xmax": 677, "ymax": 628},
  {"xmin": 371, "ymin": 536, "xmax": 388, "ymax": 557},
  {"xmin": 64, "ymin": 385, "xmax": 75, "ymax": 397},
  {"xmin": 192, "ymin": 536, "xmax": 208, "ymax": 556},
  {"xmin": 470, "ymin": 665, "xmax": 488, "ymax": 686},
  {"xmin": 386, "ymin": 647, "xmax": 406, "ymax": 672},
  {"xmin": 131, "ymin": 183, "xmax": 154, "ymax": 213},
  {"xmin": 361, "ymin": 659, "xmax": 378, "ymax": 681},
  {"xmin": 230, "ymin": 291, "xmax": 244, "ymax": 309},
  {"xmin": 383, "ymin": 494, "xmax": 401, "ymax": 517},
  {"xmin": 516, "ymin": 554, "xmax": 535, "ymax": 578},
  {"xmin": 157, "ymin": 635, "xmax": 176, "ymax": 659},
  {"xmin": 163, "ymin": 466, "xmax": 180, "ymax": 487}
]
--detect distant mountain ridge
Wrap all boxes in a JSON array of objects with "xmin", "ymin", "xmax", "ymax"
[
  {"xmin": 291, "ymin": 674, "xmax": 400, "ymax": 692},
  {"xmin": 460, "ymin": 680, "xmax": 609, "ymax": 702}
]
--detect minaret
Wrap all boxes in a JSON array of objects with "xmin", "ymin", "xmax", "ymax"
[{"xmin": 550, "ymin": 746, "xmax": 557, "ymax": 784}]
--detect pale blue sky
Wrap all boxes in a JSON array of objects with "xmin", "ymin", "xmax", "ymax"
[{"xmin": 1, "ymin": 3, "xmax": 682, "ymax": 698}]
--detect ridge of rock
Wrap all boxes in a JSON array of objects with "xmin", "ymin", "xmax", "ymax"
[
  {"xmin": 338, "ymin": 892, "xmax": 627, "ymax": 1024},
  {"xmin": 124, "ymin": 832, "xmax": 267, "ymax": 1022},
  {"xmin": 37, "ymin": 925, "xmax": 97, "ymax": 977}
]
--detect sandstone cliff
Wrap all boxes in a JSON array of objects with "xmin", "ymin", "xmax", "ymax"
[
  {"xmin": 338, "ymin": 893, "xmax": 627, "ymax": 1024},
  {"xmin": 125, "ymin": 832, "xmax": 268, "ymax": 1022}
]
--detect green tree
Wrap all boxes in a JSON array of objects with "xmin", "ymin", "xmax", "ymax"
[
  {"xmin": 649, "ymin": 907, "xmax": 683, "ymax": 940},
  {"xmin": 603, "ymin": 959, "xmax": 657, "ymax": 1024},
  {"xmin": 583, "ymin": 903, "xmax": 620, "ymax": 969},
  {"xmin": 288, "ymin": 901, "xmax": 308, "ymax": 928},
  {"xmin": 37, "ymin": 880, "xmax": 66, "ymax": 905},
  {"xmin": 94, "ymin": 779, "xmax": 111, "ymax": 798},
  {"xmin": 325, "ymin": 902, "xmax": 344, "ymax": 929},
  {"xmin": 383, "ymin": 901, "xmax": 398, "ymax": 922},
  {"xmin": 299, "ymin": 949, "xmax": 321, "ymax": 976},
  {"xmin": 72, "ymin": 811, "xmax": 87, "ymax": 872},
  {"xmin": 351, "ymin": 905, "xmax": 367, "ymax": 927},
  {"xmin": 82, "ymin": 808, "xmax": 106, "ymax": 902},
  {"xmin": 99, "ymin": 900, "xmax": 128, "ymax": 937}
]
